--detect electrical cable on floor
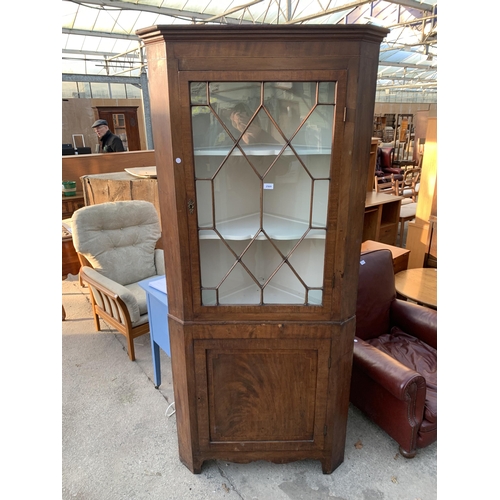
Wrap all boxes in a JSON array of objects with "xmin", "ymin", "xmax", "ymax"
[{"xmin": 165, "ymin": 401, "xmax": 176, "ymax": 418}]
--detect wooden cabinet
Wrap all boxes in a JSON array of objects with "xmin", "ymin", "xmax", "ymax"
[
  {"xmin": 62, "ymin": 192, "xmax": 85, "ymax": 219},
  {"xmin": 363, "ymin": 192, "xmax": 402, "ymax": 245},
  {"xmin": 138, "ymin": 24, "xmax": 387, "ymax": 474}
]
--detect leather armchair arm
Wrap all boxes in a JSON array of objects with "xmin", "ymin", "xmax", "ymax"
[
  {"xmin": 353, "ymin": 338, "xmax": 426, "ymax": 401},
  {"xmin": 80, "ymin": 266, "xmax": 140, "ymax": 323},
  {"xmin": 391, "ymin": 299, "xmax": 437, "ymax": 349},
  {"xmin": 382, "ymin": 167, "xmax": 402, "ymax": 175}
]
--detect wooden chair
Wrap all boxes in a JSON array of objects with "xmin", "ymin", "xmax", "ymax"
[
  {"xmin": 398, "ymin": 202, "xmax": 417, "ymax": 247},
  {"xmin": 71, "ymin": 200, "xmax": 165, "ymax": 361},
  {"xmin": 374, "ymin": 174, "xmax": 399, "ymax": 195},
  {"xmin": 397, "ymin": 168, "xmax": 421, "ymax": 202}
]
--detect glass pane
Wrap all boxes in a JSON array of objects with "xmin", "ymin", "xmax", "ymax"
[
  {"xmin": 302, "ymin": 105, "xmax": 334, "ymax": 152},
  {"xmin": 90, "ymin": 82, "xmax": 110, "ymax": 98},
  {"xmin": 62, "ymin": 81, "xmax": 78, "ymax": 99},
  {"xmin": 263, "ymin": 149, "xmax": 311, "ymax": 234},
  {"xmin": 318, "ymin": 82, "xmax": 336, "ymax": 104},
  {"xmin": 196, "ymin": 180, "xmax": 213, "ymax": 228},
  {"xmin": 125, "ymin": 84, "xmax": 141, "ymax": 98},
  {"xmin": 190, "ymin": 82, "xmax": 208, "ymax": 105},
  {"xmin": 286, "ymin": 237, "xmax": 326, "ymax": 288},
  {"xmin": 110, "ymin": 83, "xmax": 126, "ymax": 99},
  {"xmin": 112, "ymin": 114, "xmax": 128, "ymax": 150},
  {"xmin": 214, "ymin": 153, "xmax": 261, "ymax": 235},
  {"xmin": 265, "ymin": 264, "xmax": 305, "ymax": 304},
  {"xmin": 312, "ymin": 181, "xmax": 329, "ymax": 227},
  {"xmin": 192, "ymin": 81, "xmax": 334, "ymax": 306},
  {"xmin": 199, "ymin": 238, "xmax": 237, "ymax": 288},
  {"xmin": 219, "ymin": 263, "xmax": 261, "ymax": 305}
]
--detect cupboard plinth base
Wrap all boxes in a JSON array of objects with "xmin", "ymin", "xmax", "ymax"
[{"xmin": 180, "ymin": 451, "xmax": 345, "ymax": 475}]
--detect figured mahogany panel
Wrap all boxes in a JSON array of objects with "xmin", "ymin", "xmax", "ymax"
[{"xmin": 194, "ymin": 338, "xmax": 330, "ymax": 451}]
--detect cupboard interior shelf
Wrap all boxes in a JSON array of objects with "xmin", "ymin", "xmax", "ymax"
[
  {"xmin": 204, "ymin": 283, "xmax": 323, "ymax": 306},
  {"xmin": 199, "ymin": 213, "xmax": 325, "ymax": 240},
  {"xmin": 195, "ymin": 146, "xmax": 331, "ymax": 156}
]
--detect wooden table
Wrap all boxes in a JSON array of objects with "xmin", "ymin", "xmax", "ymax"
[
  {"xmin": 394, "ymin": 268, "xmax": 437, "ymax": 309},
  {"xmin": 361, "ymin": 240, "xmax": 410, "ymax": 275}
]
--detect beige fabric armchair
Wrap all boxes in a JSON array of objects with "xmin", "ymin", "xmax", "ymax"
[{"xmin": 71, "ymin": 200, "xmax": 164, "ymax": 361}]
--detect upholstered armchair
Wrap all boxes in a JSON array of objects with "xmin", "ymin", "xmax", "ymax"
[
  {"xmin": 350, "ymin": 249, "xmax": 437, "ymax": 458},
  {"xmin": 378, "ymin": 146, "xmax": 403, "ymax": 180},
  {"xmin": 71, "ymin": 200, "xmax": 164, "ymax": 361}
]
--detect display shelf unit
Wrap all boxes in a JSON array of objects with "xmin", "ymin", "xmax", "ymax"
[
  {"xmin": 363, "ymin": 192, "xmax": 403, "ymax": 245},
  {"xmin": 138, "ymin": 23, "xmax": 387, "ymax": 475}
]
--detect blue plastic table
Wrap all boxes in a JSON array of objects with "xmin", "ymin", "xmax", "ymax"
[{"xmin": 138, "ymin": 276, "xmax": 170, "ymax": 388}]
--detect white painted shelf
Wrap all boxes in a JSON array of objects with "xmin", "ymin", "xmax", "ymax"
[{"xmin": 199, "ymin": 213, "xmax": 325, "ymax": 241}]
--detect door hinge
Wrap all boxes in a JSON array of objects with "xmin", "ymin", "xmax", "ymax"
[
  {"xmin": 343, "ymin": 107, "xmax": 347, "ymax": 122},
  {"xmin": 324, "ymin": 425, "xmax": 328, "ymax": 436},
  {"xmin": 328, "ymin": 357, "xmax": 332, "ymax": 369}
]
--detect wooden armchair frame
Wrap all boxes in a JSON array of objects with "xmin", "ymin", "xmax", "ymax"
[{"xmin": 77, "ymin": 254, "xmax": 149, "ymax": 361}]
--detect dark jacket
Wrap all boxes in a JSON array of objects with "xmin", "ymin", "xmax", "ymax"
[{"xmin": 100, "ymin": 130, "xmax": 125, "ymax": 153}]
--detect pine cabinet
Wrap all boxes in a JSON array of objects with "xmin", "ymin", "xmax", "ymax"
[{"xmin": 138, "ymin": 24, "xmax": 387, "ymax": 474}]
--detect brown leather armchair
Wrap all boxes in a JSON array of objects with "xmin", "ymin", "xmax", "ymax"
[{"xmin": 350, "ymin": 249, "xmax": 437, "ymax": 458}]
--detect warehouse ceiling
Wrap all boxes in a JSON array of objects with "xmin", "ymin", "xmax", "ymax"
[{"xmin": 62, "ymin": 0, "xmax": 437, "ymax": 93}]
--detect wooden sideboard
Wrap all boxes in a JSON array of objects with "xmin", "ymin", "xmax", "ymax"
[
  {"xmin": 62, "ymin": 150, "xmax": 156, "ymax": 185},
  {"xmin": 363, "ymin": 192, "xmax": 403, "ymax": 246},
  {"xmin": 81, "ymin": 171, "xmax": 160, "ymax": 223},
  {"xmin": 62, "ymin": 192, "xmax": 85, "ymax": 219}
]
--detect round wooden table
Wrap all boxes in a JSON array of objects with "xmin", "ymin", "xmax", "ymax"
[{"xmin": 394, "ymin": 268, "xmax": 437, "ymax": 309}]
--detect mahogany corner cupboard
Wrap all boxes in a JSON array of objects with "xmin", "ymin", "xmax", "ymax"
[{"xmin": 137, "ymin": 24, "xmax": 388, "ymax": 474}]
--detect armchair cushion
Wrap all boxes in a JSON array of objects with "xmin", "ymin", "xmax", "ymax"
[
  {"xmin": 72, "ymin": 201, "xmax": 161, "ymax": 286},
  {"xmin": 154, "ymin": 249, "xmax": 165, "ymax": 276},
  {"xmin": 366, "ymin": 327, "xmax": 437, "ymax": 425}
]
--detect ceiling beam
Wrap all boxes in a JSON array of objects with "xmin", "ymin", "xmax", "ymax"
[
  {"xmin": 195, "ymin": 0, "xmax": 264, "ymax": 24},
  {"xmin": 378, "ymin": 61, "xmax": 436, "ymax": 70},
  {"xmin": 387, "ymin": 1, "xmax": 435, "ymax": 11},
  {"xmin": 285, "ymin": 0, "xmax": 369, "ymax": 24},
  {"xmin": 62, "ymin": 73, "xmax": 140, "ymax": 84},
  {"xmin": 66, "ymin": 0, "xmax": 252, "ymax": 24},
  {"xmin": 284, "ymin": 0, "xmax": 435, "ymax": 25},
  {"xmin": 63, "ymin": 27, "xmax": 139, "ymax": 40},
  {"xmin": 62, "ymin": 48, "xmax": 139, "ymax": 58}
]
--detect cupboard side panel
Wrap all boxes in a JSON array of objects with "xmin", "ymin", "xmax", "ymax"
[
  {"xmin": 146, "ymin": 40, "xmax": 195, "ymax": 320},
  {"xmin": 332, "ymin": 40, "xmax": 384, "ymax": 321}
]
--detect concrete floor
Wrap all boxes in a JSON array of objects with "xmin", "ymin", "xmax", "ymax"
[{"xmin": 62, "ymin": 274, "xmax": 437, "ymax": 500}]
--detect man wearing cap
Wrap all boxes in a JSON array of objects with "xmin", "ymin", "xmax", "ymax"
[{"xmin": 91, "ymin": 119, "xmax": 125, "ymax": 153}]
